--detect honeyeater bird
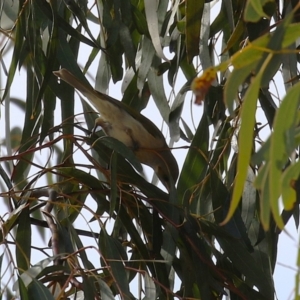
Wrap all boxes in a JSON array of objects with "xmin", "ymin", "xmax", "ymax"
[{"xmin": 53, "ymin": 69, "xmax": 178, "ymax": 190}]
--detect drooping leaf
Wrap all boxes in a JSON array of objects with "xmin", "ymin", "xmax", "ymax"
[
  {"xmin": 222, "ymin": 53, "xmax": 274, "ymax": 225},
  {"xmin": 98, "ymin": 229, "xmax": 130, "ymax": 297},
  {"xmin": 177, "ymin": 109, "xmax": 209, "ymax": 206},
  {"xmin": 185, "ymin": 0, "xmax": 204, "ymax": 62},
  {"xmin": 27, "ymin": 278, "xmax": 54, "ymax": 300},
  {"xmin": 144, "ymin": 0, "xmax": 169, "ymax": 61},
  {"xmin": 244, "ymin": 0, "xmax": 275, "ymax": 22},
  {"xmin": 16, "ymin": 205, "xmax": 31, "ymax": 273}
]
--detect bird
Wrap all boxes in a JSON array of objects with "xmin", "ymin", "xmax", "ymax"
[{"xmin": 53, "ymin": 69, "xmax": 178, "ymax": 190}]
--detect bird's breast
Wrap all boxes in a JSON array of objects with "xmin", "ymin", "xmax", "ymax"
[{"xmin": 97, "ymin": 100, "xmax": 165, "ymax": 150}]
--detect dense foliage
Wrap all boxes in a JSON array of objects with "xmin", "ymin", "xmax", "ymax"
[{"xmin": 1, "ymin": 0, "xmax": 300, "ymax": 299}]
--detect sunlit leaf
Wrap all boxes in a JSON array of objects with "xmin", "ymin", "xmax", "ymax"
[
  {"xmin": 222, "ymin": 53, "xmax": 273, "ymax": 225},
  {"xmin": 281, "ymin": 161, "xmax": 300, "ymax": 211},
  {"xmin": 223, "ymin": 19, "xmax": 245, "ymax": 54},
  {"xmin": 231, "ymin": 34, "xmax": 270, "ymax": 69},
  {"xmin": 282, "ymin": 23, "xmax": 300, "ymax": 48},
  {"xmin": 269, "ymin": 82, "xmax": 300, "ymax": 227},
  {"xmin": 244, "ymin": 0, "xmax": 274, "ymax": 22}
]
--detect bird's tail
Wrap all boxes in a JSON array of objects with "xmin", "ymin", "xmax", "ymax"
[{"xmin": 53, "ymin": 69, "xmax": 95, "ymax": 99}]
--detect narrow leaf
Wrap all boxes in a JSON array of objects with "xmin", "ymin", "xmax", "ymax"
[
  {"xmin": 16, "ymin": 205, "xmax": 31, "ymax": 273},
  {"xmin": 269, "ymin": 82, "xmax": 300, "ymax": 227},
  {"xmin": 281, "ymin": 161, "xmax": 300, "ymax": 210},
  {"xmin": 99, "ymin": 230, "xmax": 130, "ymax": 296},
  {"xmin": 98, "ymin": 279, "xmax": 115, "ymax": 300},
  {"xmin": 119, "ymin": 23, "xmax": 136, "ymax": 71},
  {"xmin": 185, "ymin": 0, "xmax": 204, "ymax": 62},
  {"xmin": 28, "ymin": 278, "xmax": 54, "ymax": 300},
  {"xmin": 222, "ymin": 53, "xmax": 273, "ymax": 225},
  {"xmin": 18, "ymin": 276, "xmax": 30, "ymax": 300},
  {"xmin": 109, "ymin": 152, "xmax": 118, "ymax": 217},
  {"xmin": 99, "ymin": 136, "xmax": 143, "ymax": 173},
  {"xmin": 244, "ymin": 0, "xmax": 272, "ymax": 22},
  {"xmin": 144, "ymin": 0, "xmax": 169, "ymax": 61}
]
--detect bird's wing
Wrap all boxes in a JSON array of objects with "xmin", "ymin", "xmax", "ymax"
[{"xmin": 53, "ymin": 69, "xmax": 166, "ymax": 142}]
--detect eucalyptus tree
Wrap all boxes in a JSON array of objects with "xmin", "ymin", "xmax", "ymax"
[{"xmin": 1, "ymin": 0, "xmax": 300, "ymax": 299}]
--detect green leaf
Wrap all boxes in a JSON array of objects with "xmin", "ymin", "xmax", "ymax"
[
  {"xmin": 18, "ymin": 276, "xmax": 30, "ymax": 300},
  {"xmin": 36, "ymin": 0, "xmax": 98, "ymax": 48},
  {"xmin": 40, "ymin": 87, "xmax": 56, "ymax": 143},
  {"xmin": 177, "ymin": 110, "xmax": 209, "ymax": 206},
  {"xmin": 258, "ymin": 88, "xmax": 277, "ymax": 127},
  {"xmin": 241, "ymin": 167, "xmax": 257, "ymax": 230},
  {"xmin": 0, "ymin": 204, "xmax": 27, "ymax": 242},
  {"xmin": 269, "ymin": 82, "xmax": 300, "ymax": 227},
  {"xmin": 109, "ymin": 152, "xmax": 118, "ymax": 217},
  {"xmin": 216, "ymin": 235, "xmax": 274, "ymax": 298},
  {"xmin": 12, "ymin": 69, "xmax": 41, "ymax": 189},
  {"xmin": 63, "ymin": 184, "xmax": 89, "ymax": 224},
  {"xmin": 1, "ymin": 1, "xmax": 24, "ymax": 101},
  {"xmin": 224, "ymin": 64, "xmax": 255, "ymax": 115},
  {"xmin": 82, "ymin": 275, "xmax": 98, "ymax": 299},
  {"xmin": 107, "ymin": 43, "xmax": 124, "ymax": 82},
  {"xmin": 296, "ymin": 243, "xmax": 300, "ymax": 299},
  {"xmin": 169, "ymin": 92, "xmax": 186, "ymax": 142},
  {"xmin": 97, "ymin": 279, "xmax": 115, "ymax": 300},
  {"xmin": 185, "ymin": 0, "xmax": 204, "ymax": 62},
  {"xmin": 132, "ymin": 5, "xmax": 148, "ymax": 35},
  {"xmin": 99, "ymin": 136, "xmax": 143, "ymax": 173},
  {"xmin": 28, "ymin": 278, "xmax": 54, "ymax": 300},
  {"xmin": 55, "ymin": 167, "xmax": 105, "ymax": 190},
  {"xmin": 223, "ymin": 18, "xmax": 245, "ymax": 54},
  {"xmin": 137, "ymin": 36, "xmax": 155, "ymax": 93},
  {"xmin": 282, "ymin": 23, "xmax": 300, "ymax": 48},
  {"xmin": 93, "ymin": 52, "xmax": 111, "ymax": 93},
  {"xmin": 99, "ymin": 230, "xmax": 130, "ymax": 296},
  {"xmin": 119, "ymin": 23, "xmax": 136, "ymax": 72},
  {"xmin": 34, "ymin": 0, "xmax": 59, "ymax": 118},
  {"xmin": 231, "ymin": 33, "xmax": 270, "ymax": 69},
  {"xmin": 144, "ymin": 273, "xmax": 156, "ymax": 298},
  {"xmin": 64, "ymin": 0, "xmax": 98, "ymax": 45},
  {"xmin": 147, "ymin": 66, "xmax": 170, "ymax": 123},
  {"xmin": 222, "ymin": 53, "xmax": 273, "ymax": 225},
  {"xmin": 281, "ymin": 161, "xmax": 300, "ymax": 210},
  {"xmin": 244, "ymin": 0, "xmax": 274, "ymax": 22},
  {"xmin": 16, "ymin": 205, "xmax": 31, "ymax": 273},
  {"xmin": 72, "ymin": 237, "xmax": 94, "ymax": 273},
  {"xmin": 251, "ymin": 136, "xmax": 271, "ymax": 166},
  {"xmin": 249, "ymin": 218, "xmax": 275, "ymax": 278},
  {"xmin": 254, "ymin": 163, "xmax": 271, "ymax": 229},
  {"xmin": 144, "ymin": 0, "xmax": 169, "ymax": 61},
  {"xmin": 14, "ymin": 256, "xmax": 58, "ymax": 292}
]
